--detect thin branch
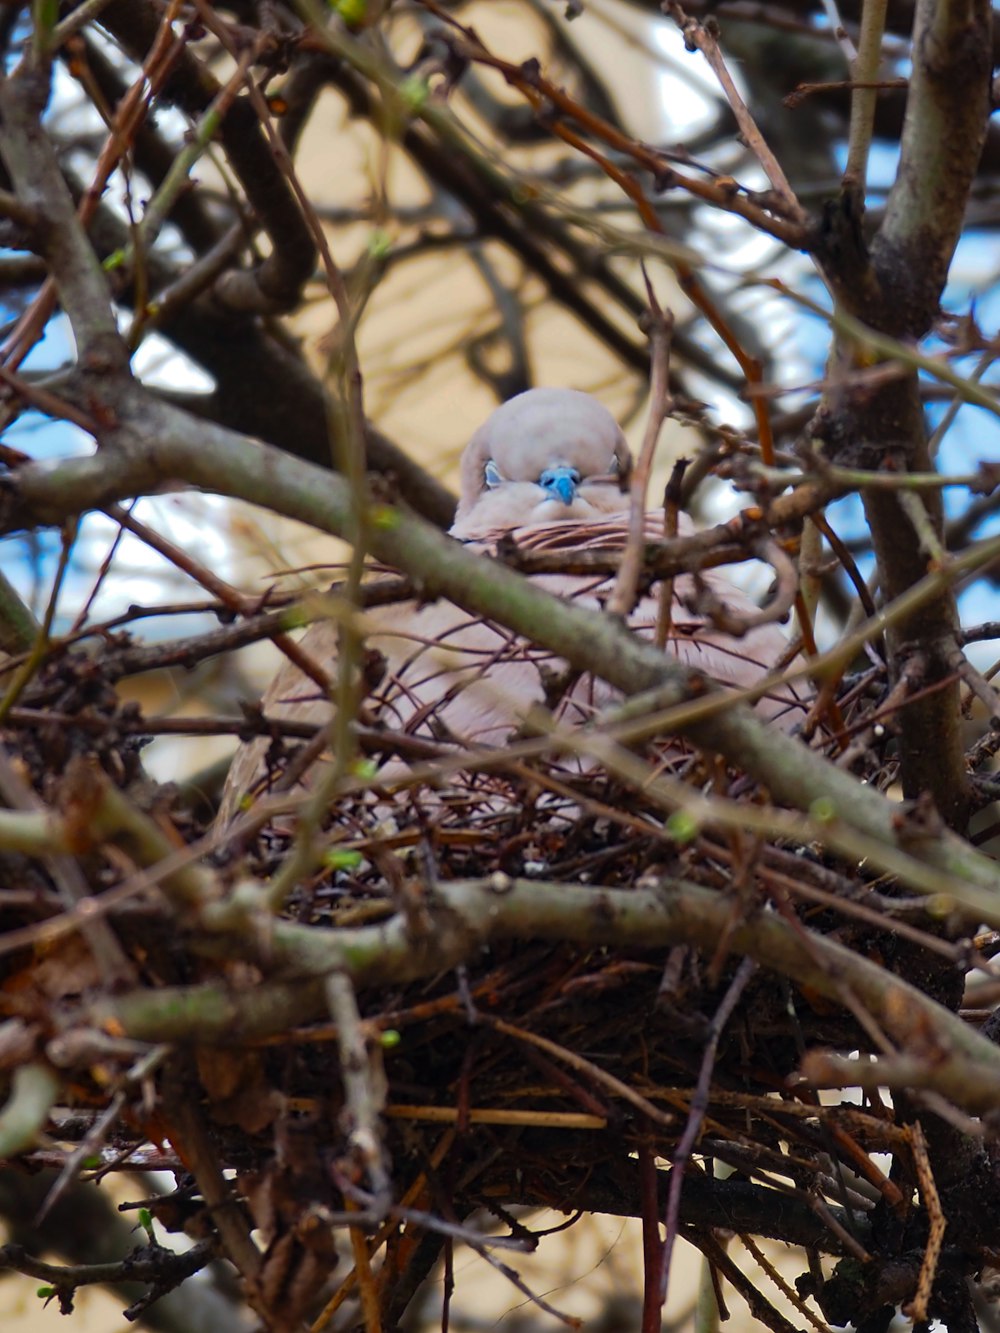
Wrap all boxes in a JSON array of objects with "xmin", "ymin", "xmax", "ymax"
[
  {"xmin": 664, "ymin": 1, "xmax": 807, "ymax": 222},
  {"xmin": 842, "ymin": 0, "xmax": 889, "ymax": 191},
  {"xmin": 608, "ymin": 275, "xmax": 674, "ymax": 618},
  {"xmin": 661, "ymin": 958, "xmax": 757, "ymax": 1306}
]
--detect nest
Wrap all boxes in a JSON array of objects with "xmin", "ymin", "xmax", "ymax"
[{"xmin": 0, "ymin": 620, "xmax": 997, "ymax": 1333}]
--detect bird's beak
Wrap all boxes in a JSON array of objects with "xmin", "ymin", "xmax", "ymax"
[{"xmin": 538, "ymin": 465, "xmax": 580, "ymax": 507}]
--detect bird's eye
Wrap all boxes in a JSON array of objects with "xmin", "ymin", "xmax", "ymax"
[
  {"xmin": 484, "ymin": 460, "xmax": 503, "ymax": 489},
  {"xmin": 608, "ymin": 454, "xmax": 619, "ymax": 474}
]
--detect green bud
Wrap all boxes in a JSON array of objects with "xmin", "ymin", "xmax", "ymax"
[
  {"xmin": 334, "ymin": 0, "xmax": 368, "ymax": 24},
  {"xmin": 369, "ymin": 504, "xmax": 400, "ymax": 530},
  {"xmin": 399, "ymin": 76, "xmax": 430, "ymax": 112},
  {"xmin": 666, "ymin": 809, "xmax": 699, "ymax": 844},
  {"xmin": 368, "ymin": 229, "xmax": 392, "ymax": 260},
  {"xmin": 926, "ymin": 894, "xmax": 954, "ymax": 919},
  {"xmin": 323, "ymin": 847, "xmax": 363, "ymax": 870},
  {"xmin": 284, "ymin": 603, "xmax": 310, "ymax": 630},
  {"xmin": 809, "ymin": 796, "xmax": 837, "ymax": 823}
]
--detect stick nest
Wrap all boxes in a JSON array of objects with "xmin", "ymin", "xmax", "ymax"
[{"xmin": 0, "ymin": 634, "xmax": 994, "ymax": 1333}]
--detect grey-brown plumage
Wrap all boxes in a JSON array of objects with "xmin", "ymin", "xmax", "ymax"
[{"xmin": 218, "ymin": 389, "xmax": 805, "ymax": 824}]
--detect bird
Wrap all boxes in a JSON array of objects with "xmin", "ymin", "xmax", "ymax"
[{"xmin": 218, "ymin": 388, "xmax": 806, "ymax": 825}]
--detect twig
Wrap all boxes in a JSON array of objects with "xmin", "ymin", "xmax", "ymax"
[
  {"xmin": 608, "ymin": 272, "xmax": 675, "ymax": 618},
  {"xmin": 656, "ymin": 459, "xmax": 688, "ymax": 649},
  {"xmin": 660, "ymin": 957, "xmax": 756, "ymax": 1305},
  {"xmin": 842, "ymin": 0, "xmax": 889, "ymax": 191},
  {"xmin": 663, "ymin": 2, "xmax": 807, "ymax": 222},
  {"xmin": 484, "ymin": 1016, "xmax": 678, "ymax": 1129},
  {"xmin": 326, "ymin": 973, "xmax": 391, "ymax": 1205},
  {"xmin": 904, "ymin": 1121, "xmax": 945, "ymax": 1323},
  {"xmin": 102, "ymin": 503, "xmax": 335, "ymax": 691},
  {"xmin": 692, "ymin": 1227, "xmax": 801, "ymax": 1333},
  {"xmin": 640, "ymin": 1141, "xmax": 665, "ymax": 1333},
  {"xmin": 0, "ymin": 1235, "xmax": 218, "ymax": 1300},
  {"xmin": 0, "ymin": 567, "xmax": 38, "ymax": 656},
  {"xmin": 51, "ymin": 0, "xmax": 118, "ymax": 47},
  {"xmin": 0, "ymin": 1063, "xmax": 61, "ymax": 1157},
  {"xmin": 415, "ymin": 0, "xmax": 809, "ymax": 243},
  {"xmin": 159, "ymin": 1087, "xmax": 265, "ymax": 1313},
  {"xmin": 0, "ymin": 749, "xmax": 134, "ymax": 985},
  {"xmin": 739, "ymin": 1233, "xmax": 834, "ymax": 1333},
  {"xmin": 690, "ymin": 537, "xmax": 799, "ymax": 635},
  {"xmin": 0, "ymin": 519, "xmax": 76, "ymax": 722}
]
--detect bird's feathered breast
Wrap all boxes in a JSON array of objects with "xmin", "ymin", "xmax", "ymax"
[{"xmin": 218, "ymin": 510, "xmax": 805, "ymax": 823}]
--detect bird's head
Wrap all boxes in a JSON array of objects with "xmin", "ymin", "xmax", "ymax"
[{"xmin": 453, "ymin": 388, "xmax": 632, "ymax": 538}]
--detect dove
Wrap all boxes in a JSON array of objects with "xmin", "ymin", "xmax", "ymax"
[{"xmin": 218, "ymin": 388, "xmax": 806, "ymax": 824}]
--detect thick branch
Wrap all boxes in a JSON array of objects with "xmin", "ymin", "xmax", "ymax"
[
  {"xmin": 5, "ymin": 377, "xmax": 1000, "ymax": 906},
  {"xmin": 511, "ymin": 1161, "xmax": 866, "ymax": 1257},
  {"xmin": 811, "ymin": 0, "xmax": 990, "ymax": 828},
  {"xmin": 874, "ymin": 0, "xmax": 991, "ymax": 332},
  {"xmin": 0, "ymin": 64, "xmax": 127, "ymax": 371},
  {"xmin": 91, "ymin": 875, "xmax": 1000, "ymax": 1116}
]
